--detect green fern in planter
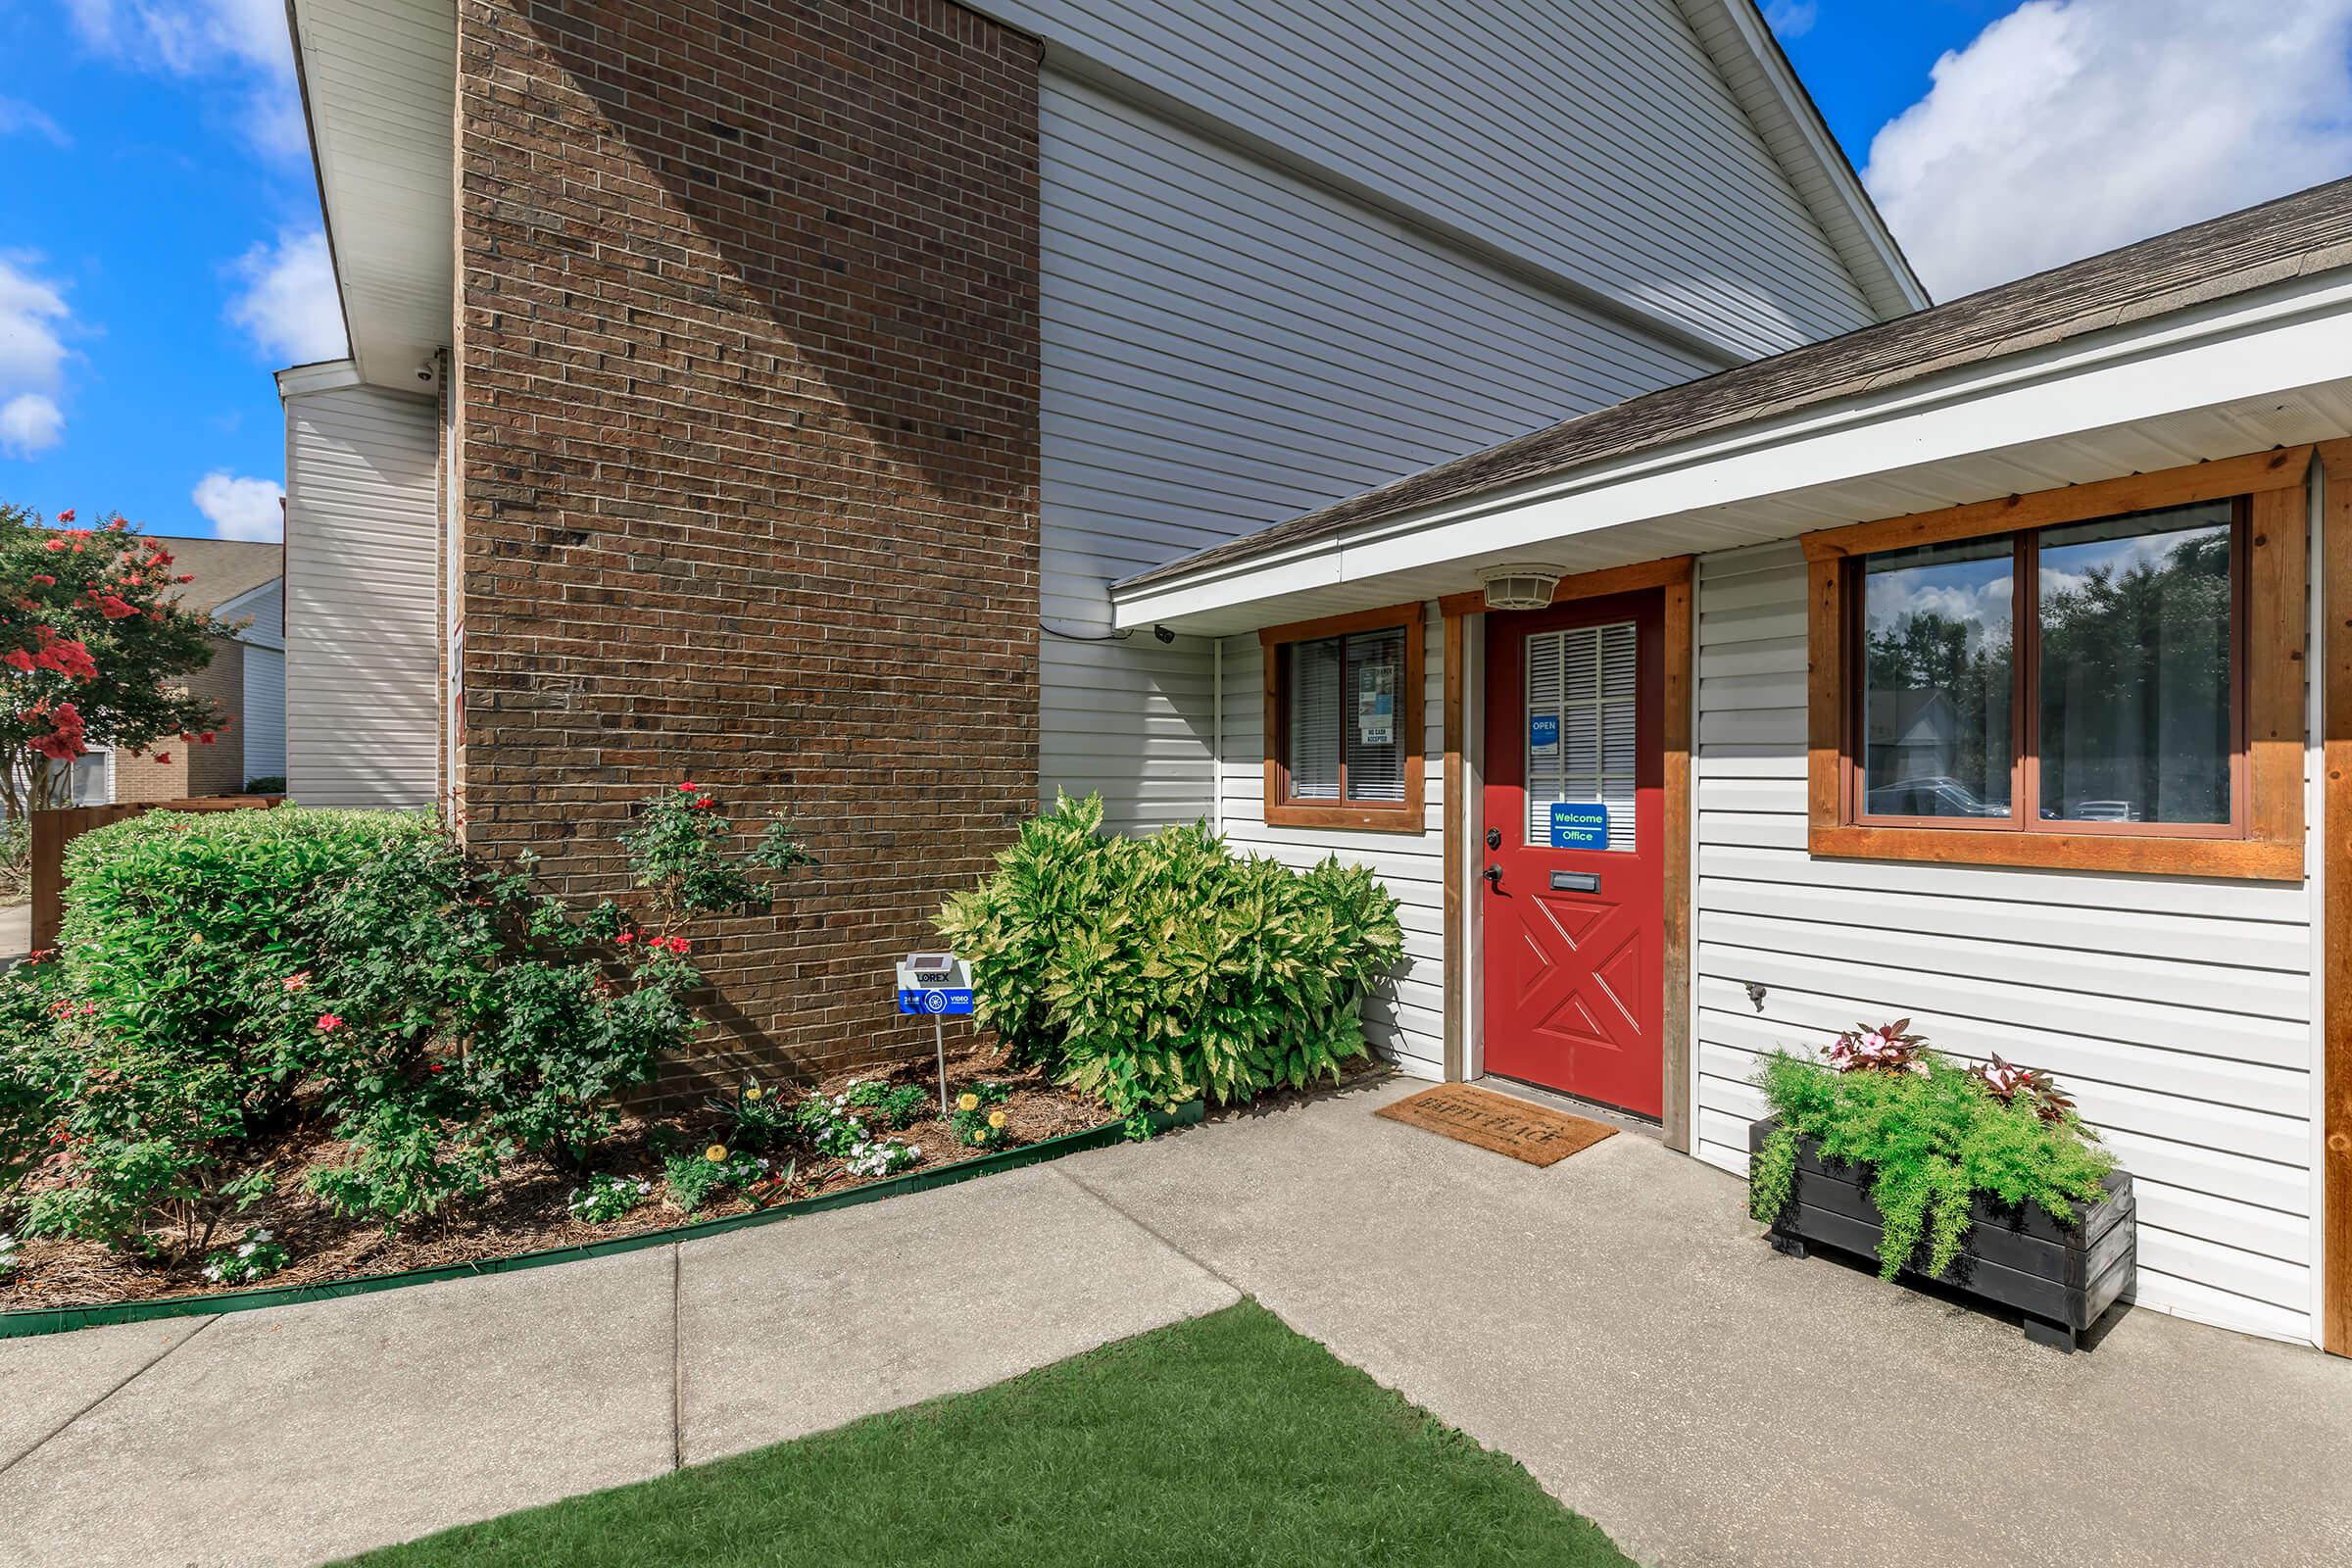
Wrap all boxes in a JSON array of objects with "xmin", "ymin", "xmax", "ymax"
[
  {"xmin": 939, "ymin": 794, "xmax": 1402, "ymax": 1121},
  {"xmin": 1750, "ymin": 1045, "xmax": 2114, "ymax": 1282}
]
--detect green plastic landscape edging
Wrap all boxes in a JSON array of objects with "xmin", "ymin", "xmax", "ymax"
[{"xmin": 0, "ymin": 1100, "xmax": 1205, "ymax": 1342}]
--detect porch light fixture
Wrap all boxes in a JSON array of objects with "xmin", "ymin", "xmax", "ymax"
[{"xmin": 1476, "ymin": 564, "xmax": 1564, "ymax": 611}]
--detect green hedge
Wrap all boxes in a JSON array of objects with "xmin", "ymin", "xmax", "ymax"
[
  {"xmin": 59, "ymin": 807, "xmax": 437, "ymax": 1063},
  {"xmin": 938, "ymin": 795, "xmax": 1403, "ymax": 1122}
]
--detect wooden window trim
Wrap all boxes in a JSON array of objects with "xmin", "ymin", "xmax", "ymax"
[
  {"xmin": 1261, "ymin": 603, "xmax": 1426, "ymax": 832},
  {"xmin": 1804, "ymin": 448, "xmax": 2309, "ymax": 881}
]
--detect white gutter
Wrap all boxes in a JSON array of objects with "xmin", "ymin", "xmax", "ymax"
[{"xmin": 1111, "ymin": 270, "xmax": 2352, "ymax": 628}]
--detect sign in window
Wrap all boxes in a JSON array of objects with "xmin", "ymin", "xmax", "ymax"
[{"xmin": 1524, "ymin": 621, "xmax": 1636, "ymax": 852}]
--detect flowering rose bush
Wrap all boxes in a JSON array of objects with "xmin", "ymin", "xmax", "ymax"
[
  {"xmin": 1, "ymin": 783, "xmax": 814, "ymax": 1257},
  {"xmin": 0, "ymin": 504, "xmax": 232, "ymax": 816}
]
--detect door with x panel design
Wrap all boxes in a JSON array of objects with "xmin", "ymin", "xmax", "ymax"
[{"xmin": 1480, "ymin": 590, "xmax": 1665, "ymax": 1117}]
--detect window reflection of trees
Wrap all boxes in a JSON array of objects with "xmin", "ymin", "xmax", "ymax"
[
  {"xmin": 2038, "ymin": 521, "xmax": 2231, "ymax": 824},
  {"xmin": 1857, "ymin": 512, "xmax": 2232, "ymax": 826}
]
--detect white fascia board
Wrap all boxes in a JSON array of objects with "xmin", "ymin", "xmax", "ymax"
[
  {"xmin": 1111, "ymin": 271, "xmax": 2352, "ymax": 628},
  {"xmin": 213, "ymin": 581, "xmax": 287, "ymax": 649},
  {"xmin": 274, "ymin": 360, "xmax": 365, "ymax": 400}
]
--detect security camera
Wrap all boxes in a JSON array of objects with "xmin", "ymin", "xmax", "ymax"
[
  {"xmin": 416, "ymin": 362, "xmax": 437, "ymax": 384},
  {"xmin": 1152, "ymin": 624, "xmax": 1176, "ymax": 645}
]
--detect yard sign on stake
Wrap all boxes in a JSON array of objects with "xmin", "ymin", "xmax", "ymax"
[{"xmin": 896, "ymin": 953, "xmax": 974, "ymax": 1112}]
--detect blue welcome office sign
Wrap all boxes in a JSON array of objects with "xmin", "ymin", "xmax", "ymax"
[{"xmin": 1548, "ymin": 802, "xmax": 1609, "ymax": 850}]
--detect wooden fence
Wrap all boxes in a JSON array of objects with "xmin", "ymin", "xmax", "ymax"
[{"xmin": 29, "ymin": 796, "xmax": 285, "ymax": 954}]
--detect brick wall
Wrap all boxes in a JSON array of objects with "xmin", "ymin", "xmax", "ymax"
[
  {"xmin": 115, "ymin": 635, "xmax": 247, "ymax": 802},
  {"xmin": 456, "ymin": 0, "xmax": 1042, "ymax": 1089}
]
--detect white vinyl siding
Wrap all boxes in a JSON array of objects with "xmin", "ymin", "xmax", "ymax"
[
  {"xmin": 220, "ymin": 578, "xmax": 287, "ymax": 788},
  {"xmin": 240, "ymin": 645, "xmax": 287, "ymax": 786},
  {"xmin": 283, "ymin": 382, "xmax": 440, "ymax": 810},
  {"xmin": 1690, "ymin": 540, "xmax": 2318, "ymax": 1345},
  {"xmin": 1219, "ymin": 608, "xmax": 1446, "ymax": 1079},
  {"xmin": 1038, "ymin": 70, "xmax": 1715, "ymax": 831},
  {"xmin": 996, "ymin": 0, "xmax": 1881, "ymax": 357}
]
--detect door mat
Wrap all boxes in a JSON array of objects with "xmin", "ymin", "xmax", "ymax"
[{"xmin": 1374, "ymin": 1084, "xmax": 1618, "ymax": 1166}]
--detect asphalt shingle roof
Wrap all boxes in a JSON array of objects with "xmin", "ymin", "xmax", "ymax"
[
  {"xmin": 1117, "ymin": 175, "xmax": 2352, "ymax": 594},
  {"xmin": 148, "ymin": 537, "xmax": 283, "ymax": 619}
]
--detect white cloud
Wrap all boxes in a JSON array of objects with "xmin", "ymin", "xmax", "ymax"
[
  {"xmin": 0, "ymin": 96, "xmax": 70, "ymax": 146},
  {"xmin": 192, "ymin": 471, "xmax": 284, "ymax": 541},
  {"xmin": 0, "ymin": 258, "xmax": 70, "ymax": 391},
  {"xmin": 0, "ymin": 394, "xmax": 65, "ymax": 458},
  {"xmin": 65, "ymin": 0, "xmax": 300, "ymax": 160},
  {"xmin": 227, "ymin": 229, "xmax": 347, "ymax": 365},
  {"xmin": 1863, "ymin": 0, "xmax": 2352, "ymax": 300},
  {"xmin": 66, "ymin": 0, "xmax": 291, "ymax": 75},
  {"xmin": 0, "ymin": 257, "xmax": 72, "ymax": 456},
  {"xmin": 1764, "ymin": 2, "xmax": 1818, "ymax": 40}
]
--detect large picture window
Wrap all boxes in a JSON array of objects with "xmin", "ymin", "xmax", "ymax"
[
  {"xmin": 1803, "ymin": 447, "xmax": 2309, "ymax": 880},
  {"xmin": 1262, "ymin": 605, "xmax": 1424, "ymax": 831},
  {"xmin": 1855, "ymin": 499, "xmax": 2243, "ymax": 835}
]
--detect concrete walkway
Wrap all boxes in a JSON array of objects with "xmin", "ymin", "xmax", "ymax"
[
  {"xmin": 3, "ymin": 1076, "xmax": 2347, "ymax": 1567},
  {"xmin": 0, "ymin": 901, "xmax": 28, "ymax": 963}
]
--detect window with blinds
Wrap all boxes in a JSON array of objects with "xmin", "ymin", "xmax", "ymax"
[
  {"xmin": 1279, "ymin": 623, "xmax": 1409, "ymax": 808},
  {"xmin": 1525, "ymin": 621, "xmax": 1638, "ymax": 852}
]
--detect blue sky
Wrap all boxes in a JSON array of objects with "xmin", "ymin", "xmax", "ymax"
[{"xmin": 3, "ymin": 0, "xmax": 2349, "ymax": 542}]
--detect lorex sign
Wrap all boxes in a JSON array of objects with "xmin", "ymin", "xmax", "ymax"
[{"xmin": 896, "ymin": 953, "xmax": 975, "ymax": 1016}]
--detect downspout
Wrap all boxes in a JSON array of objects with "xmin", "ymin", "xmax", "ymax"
[
  {"xmin": 1210, "ymin": 637, "xmax": 1223, "ymax": 836},
  {"xmin": 440, "ymin": 347, "xmax": 462, "ymax": 833}
]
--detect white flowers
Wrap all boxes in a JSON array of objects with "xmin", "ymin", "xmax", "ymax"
[
  {"xmin": 1, "ymin": 1233, "xmax": 22, "ymax": 1277},
  {"xmin": 201, "ymin": 1231, "xmax": 287, "ymax": 1287},
  {"xmin": 843, "ymin": 1138, "xmax": 917, "ymax": 1178},
  {"xmin": 569, "ymin": 1173, "xmax": 653, "ymax": 1223}
]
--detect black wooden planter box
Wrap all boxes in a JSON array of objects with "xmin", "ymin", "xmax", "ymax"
[{"xmin": 1749, "ymin": 1117, "xmax": 2135, "ymax": 1351}]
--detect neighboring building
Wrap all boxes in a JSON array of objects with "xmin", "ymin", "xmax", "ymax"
[
  {"xmin": 279, "ymin": 0, "xmax": 2350, "ymax": 1355},
  {"xmin": 110, "ymin": 537, "xmax": 286, "ymax": 804}
]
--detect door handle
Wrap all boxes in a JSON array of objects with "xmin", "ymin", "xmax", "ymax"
[{"xmin": 1483, "ymin": 863, "xmax": 1503, "ymax": 888}]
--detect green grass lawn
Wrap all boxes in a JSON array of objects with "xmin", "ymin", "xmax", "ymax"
[{"xmin": 345, "ymin": 1299, "xmax": 1629, "ymax": 1567}]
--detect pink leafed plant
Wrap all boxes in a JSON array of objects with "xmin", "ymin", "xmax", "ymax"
[{"xmin": 1819, "ymin": 1017, "xmax": 1930, "ymax": 1076}]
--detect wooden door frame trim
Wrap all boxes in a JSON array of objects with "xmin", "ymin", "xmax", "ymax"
[
  {"xmin": 1443, "ymin": 610, "xmax": 1466, "ymax": 1083},
  {"xmin": 1445, "ymin": 555, "xmax": 1692, "ymax": 1153},
  {"xmin": 2321, "ymin": 438, "xmax": 2352, "ymax": 1358}
]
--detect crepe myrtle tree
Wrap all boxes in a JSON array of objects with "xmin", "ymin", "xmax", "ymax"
[{"xmin": 0, "ymin": 505, "xmax": 231, "ymax": 818}]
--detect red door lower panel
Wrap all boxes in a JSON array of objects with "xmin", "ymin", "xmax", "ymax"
[{"xmin": 1480, "ymin": 591, "xmax": 1666, "ymax": 1118}]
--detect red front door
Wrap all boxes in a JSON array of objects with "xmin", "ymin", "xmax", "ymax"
[{"xmin": 1481, "ymin": 591, "xmax": 1666, "ymax": 1118}]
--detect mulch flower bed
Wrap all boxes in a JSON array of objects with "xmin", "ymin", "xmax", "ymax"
[{"xmin": 1, "ymin": 1049, "xmax": 1107, "ymax": 1312}]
